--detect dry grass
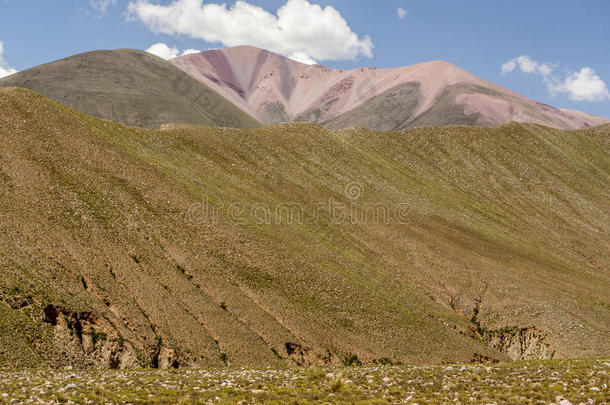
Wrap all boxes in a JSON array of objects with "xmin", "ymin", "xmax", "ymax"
[{"xmin": 0, "ymin": 359, "xmax": 608, "ymax": 404}]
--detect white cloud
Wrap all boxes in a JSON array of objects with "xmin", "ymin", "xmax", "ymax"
[
  {"xmin": 146, "ymin": 42, "xmax": 180, "ymax": 60},
  {"xmin": 501, "ymin": 55, "xmax": 552, "ymax": 76},
  {"xmin": 287, "ymin": 51, "xmax": 317, "ymax": 65},
  {"xmin": 397, "ymin": 7, "xmax": 407, "ymax": 19},
  {"xmin": 145, "ymin": 43, "xmax": 203, "ymax": 60},
  {"xmin": 502, "ymin": 55, "xmax": 610, "ymax": 102},
  {"xmin": 147, "ymin": 43, "xmax": 314, "ymax": 64},
  {"xmin": 0, "ymin": 64, "xmax": 16, "ymax": 78},
  {"xmin": 180, "ymin": 48, "xmax": 202, "ymax": 56},
  {"xmin": 90, "ymin": 0, "xmax": 117, "ymax": 13},
  {"xmin": 549, "ymin": 67, "xmax": 610, "ymax": 102},
  {"xmin": 127, "ymin": 0, "xmax": 374, "ymax": 63},
  {"xmin": 0, "ymin": 41, "xmax": 18, "ymax": 79}
]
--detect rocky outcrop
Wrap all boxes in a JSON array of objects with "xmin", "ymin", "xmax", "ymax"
[
  {"xmin": 43, "ymin": 304, "xmax": 140, "ymax": 369},
  {"xmin": 439, "ymin": 285, "xmax": 557, "ymax": 361},
  {"xmin": 152, "ymin": 345, "xmax": 179, "ymax": 369},
  {"xmin": 284, "ymin": 342, "xmax": 336, "ymax": 366},
  {"xmin": 482, "ymin": 327, "xmax": 556, "ymax": 360}
]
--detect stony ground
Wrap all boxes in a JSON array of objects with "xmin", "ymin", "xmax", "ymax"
[{"xmin": 0, "ymin": 359, "xmax": 608, "ymax": 404}]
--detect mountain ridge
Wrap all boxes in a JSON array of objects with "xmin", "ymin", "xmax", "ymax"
[
  {"xmin": 171, "ymin": 46, "xmax": 609, "ymax": 130},
  {"xmin": 0, "ymin": 46, "xmax": 607, "ymax": 131}
]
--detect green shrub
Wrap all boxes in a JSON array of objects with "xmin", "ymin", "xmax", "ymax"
[
  {"xmin": 329, "ymin": 374, "xmax": 345, "ymax": 392},
  {"xmin": 343, "ymin": 353, "xmax": 362, "ymax": 366}
]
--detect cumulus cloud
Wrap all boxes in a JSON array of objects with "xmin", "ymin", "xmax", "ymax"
[
  {"xmin": 127, "ymin": 0, "xmax": 374, "ymax": 64},
  {"xmin": 181, "ymin": 48, "xmax": 202, "ymax": 56},
  {"xmin": 397, "ymin": 7, "xmax": 407, "ymax": 19},
  {"xmin": 0, "ymin": 42, "xmax": 18, "ymax": 79},
  {"xmin": 146, "ymin": 42, "xmax": 180, "ymax": 60},
  {"xmin": 287, "ymin": 51, "xmax": 317, "ymax": 65},
  {"xmin": 502, "ymin": 55, "xmax": 609, "ymax": 102},
  {"xmin": 501, "ymin": 55, "xmax": 552, "ymax": 76},
  {"xmin": 145, "ymin": 43, "xmax": 203, "ymax": 60},
  {"xmin": 90, "ymin": 0, "xmax": 117, "ymax": 13},
  {"xmin": 549, "ymin": 68, "xmax": 610, "ymax": 102}
]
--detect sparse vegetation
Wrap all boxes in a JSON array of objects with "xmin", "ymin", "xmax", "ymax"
[
  {"xmin": 329, "ymin": 372, "xmax": 345, "ymax": 392},
  {"xmin": 90, "ymin": 329, "xmax": 107, "ymax": 346},
  {"xmin": 0, "ymin": 359, "xmax": 607, "ymax": 404},
  {"xmin": 373, "ymin": 357, "xmax": 400, "ymax": 366},
  {"xmin": 343, "ymin": 354, "xmax": 362, "ymax": 366},
  {"xmin": 271, "ymin": 348, "xmax": 282, "ymax": 359}
]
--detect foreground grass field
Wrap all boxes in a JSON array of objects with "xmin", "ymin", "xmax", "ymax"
[{"xmin": 0, "ymin": 359, "xmax": 608, "ymax": 404}]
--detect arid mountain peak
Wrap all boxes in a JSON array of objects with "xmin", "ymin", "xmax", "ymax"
[{"xmin": 171, "ymin": 46, "xmax": 610, "ymax": 130}]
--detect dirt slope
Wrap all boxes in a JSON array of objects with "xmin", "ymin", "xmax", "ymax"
[{"xmin": 0, "ymin": 88, "xmax": 609, "ymax": 369}]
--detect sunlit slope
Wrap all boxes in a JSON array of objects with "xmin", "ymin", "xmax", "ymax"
[{"xmin": 0, "ymin": 88, "xmax": 608, "ymax": 369}]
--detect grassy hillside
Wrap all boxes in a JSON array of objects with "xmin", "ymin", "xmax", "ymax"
[
  {"xmin": 0, "ymin": 88, "xmax": 608, "ymax": 369},
  {"xmin": 0, "ymin": 50, "xmax": 261, "ymax": 129}
]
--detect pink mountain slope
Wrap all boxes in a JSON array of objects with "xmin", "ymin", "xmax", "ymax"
[{"xmin": 170, "ymin": 46, "xmax": 609, "ymax": 130}]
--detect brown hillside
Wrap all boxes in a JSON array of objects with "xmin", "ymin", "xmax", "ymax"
[{"xmin": 0, "ymin": 88, "xmax": 608, "ymax": 369}]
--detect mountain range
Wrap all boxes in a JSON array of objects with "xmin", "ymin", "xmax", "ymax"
[
  {"xmin": 1, "ymin": 46, "xmax": 608, "ymax": 130},
  {"xmin": 171, "ymin": 46, "xmax": 610, "ymax": 130}
]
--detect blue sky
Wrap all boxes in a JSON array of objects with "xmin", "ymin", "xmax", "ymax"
[{"xmin": 1, "ymin": 0, "xmax": 609, "ymax": 116}]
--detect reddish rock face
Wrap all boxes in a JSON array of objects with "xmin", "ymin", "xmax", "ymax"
[{"xmin": 171, "ymin": 46, "xmax": 609, "ymax": 130}]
